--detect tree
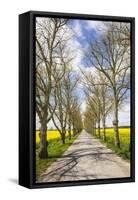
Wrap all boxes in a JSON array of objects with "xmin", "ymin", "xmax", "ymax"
[
  {"xmin": 36, "ymin": 18, "xmax": 70, "ymax": 158},
  {"xmin": 83, "ymin": 104, "xmax": 96, "ymax": 135},
  {"xmin": 86, "ymin": 94, "xmax": 100, "ymax": 136},
  {"xmin": 63, "ymin": 68, "xmax": 79, "ymax": 140},
  {"xmin": 50, "ymin": 71, "xmax": 81, "ymax": 143},
  {"xmin": 97, "ymin": 71, "xmax": 112, "ymax": 141},
  {"xmin": 50, "ymin": 78, "xmax": 68, "ymax": 144},
  {"xmin": 69, "ymin": 99, "xmax": 83, "ymax": 136},
  {"xmin": 86, "ymin": 22, "xmax": 130, "ymax": 147},
  {"xmin": 82, "ymin": 70, "xmax": 103, "ymax": 138},
  {"xmin": 73, "ymin": 105, "xmax": 83, "ymax": 134}
]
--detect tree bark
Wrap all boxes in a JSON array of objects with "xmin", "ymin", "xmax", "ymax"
[
  {"xmin": 98, "ymin": 119, "xmax": 100, "ymax": 138},
  {"xmin": 91, "ymin": 122, "xmax": 94, "ymax": 136},
  {"xmin": 113, "ymin": 101, "xmax": 120, "ymax": 148},
  {"xmin": 68, "ymin": 120, "xmax": 71, "ymax": 140},
  {"xmin": 93, "ymin": 125, "xmax": 95, "ymax": 136},
  {"xmin": 61, "ymin": 133, "xmax": 65, "ymax": 144},
  {"xmin": 93, "ymin": 120, "xmax": 96, "ymax": 136},
  {"xmin": 39, "ymin": 124, "xmax": 48, "ymax": 159},
  {"xmin": 72, "ymin": 121, "xmax": 76, "ymax": 136},
  {"xmin": 73, "ymin": 128, "xmax": 76, "ymax": 136},
  {"xmin": 61, "ymin": 128, "xmax": 66, "ymax": 144},
  {"xmin": 102, "ymin": 118, "xmax": 106, "ymax": 141}
]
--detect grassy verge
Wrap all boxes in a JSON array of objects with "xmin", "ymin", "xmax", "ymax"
[
  {"xmin": 36, "ymin": 134, "xmax": 78, "ymax": 180},
  {"xmin": 95, "ymin": 128, "xmax": 130, "ymax": 160}
]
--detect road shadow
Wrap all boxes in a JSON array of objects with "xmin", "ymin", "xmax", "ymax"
[{"xmin": 38, "ymin": 148, "xmax": 117, "ymax": 182}]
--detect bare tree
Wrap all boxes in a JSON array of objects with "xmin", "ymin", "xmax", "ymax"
[
  {"xmin": 82, "ymin": 70, "xmax": 103, "ymax": 138},
  {"xmin": 63, "ymin": 69, "xmax": 79, "ymax": 140},
  {"xmin": 86, "ymin": 22, "xmax": 130, "ymax": 147},
  {"xmin": 83, "ymin": 104, "xmax": 96, "ymax": 135},
  {"xmin": 72, "ymin": 104, "xmax": 83, "ymax": 135},
  {"xmin": 97, "ymin": 71, "xmax": 112, "ymax": 141},
  {"xmin": 50, "ymin": 68, "xmax": 80, "ymax": 143},
  {"xmin": 87, "ymin": 94, "xmax": 100, "ymax": 136},
  {"xmin": 50, "ymin": 79, "xmax": 68, "ymax": 144},
  {"xmin": 36, "ymin": 18, "xmax": 70, "ymax": 158},
  {"xmin": 69, "ymin": 99, "xmax": 83, "ymax": 136}
]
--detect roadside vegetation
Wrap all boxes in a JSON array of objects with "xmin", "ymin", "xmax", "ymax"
[
  {"xmin": 36, "ymin": 132, "xmax": 78, "ymax": 180},
  {"xmin": 95, "ymin": 127, "xmax": 131, "ymax": 160}
]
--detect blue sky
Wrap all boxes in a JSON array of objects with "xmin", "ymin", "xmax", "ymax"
[
  {"xmin": 69, "ymin": 20, "xmax": 100, "ymax": 67},
  {"xmin": 69, "ymin": 19, "xmax": 99, "ymax": 45}
]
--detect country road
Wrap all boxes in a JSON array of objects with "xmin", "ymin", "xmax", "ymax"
[{"xmin": 38, "ymin": 130, "xmax": 130, "ymax": 182}]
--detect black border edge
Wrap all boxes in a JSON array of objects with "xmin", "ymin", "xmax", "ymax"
[
  {"xmin": 19, "ymin": 11, "xmax": 31, "ymax": 188},
  {"xmin": 130, "ymin": 17, "xmax": 135, "ymax": 182},
  {"xmin": 19, "ymin": 10, "xmax": 135, "ymax": 189},
  {"xmin": 30, "ymin": 10, "xmax": 135, "ymax": 21},
  {"xmin": 30, "ymin": 11, "xmax": 36, "ymax": 188}
]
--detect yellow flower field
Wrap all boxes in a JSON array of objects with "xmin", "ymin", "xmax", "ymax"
[
  {"xmin": 36, "ymin": 128, "xmax": 130, "ymax": 143},
  {"xmin": 96, "ymin": 128, "xmax": 130, "ymax": 144},
  {"xmin": 36, "ymin": 130, "xmax": 73, "ymax": 143}
]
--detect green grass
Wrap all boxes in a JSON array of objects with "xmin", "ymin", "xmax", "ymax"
[
  {"xmin": 36, "ymin": 135, "xmax": 78, "ymax": 181},
  {"xmin": 95, "ymin": 128, "xmax": 131, "ymax": 160}
]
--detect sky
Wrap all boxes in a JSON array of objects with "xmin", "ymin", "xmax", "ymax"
[{"xmin": 36, "ymin": 18, "xmax": 130, "ymax": 129}]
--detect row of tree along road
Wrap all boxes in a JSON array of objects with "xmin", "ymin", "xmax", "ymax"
[
  {"xmin": 83, "ymin": 22, "xmax": 130, "ymax": 148},
  {"xmin": 36, "ymin": 18, "xmax": 83, "ymax": 158},
  {"xmin": 36, "ymin": 18, "xmax": 130, "ymax": 159}
]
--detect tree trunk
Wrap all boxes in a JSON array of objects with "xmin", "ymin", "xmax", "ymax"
[
  {"xmin": 93, "ymin": 126, "xmax": 95, "ymax": 136},
  {"xmin": 39, "ymin": 124, "xmax": 48, "ymax": 159},
  {"xmin": 68, "ymin": 119, "xmax": 71, "ymax": 140},
  {"xmin": 61, "ymin": 134, "xmax": 65, "ymax": 144},
  {"xmin": 102, "ymin": 97, "xmax": 106, "ymax": 141},
  {"xmin": 98, "ymin": 119, "xmax": 100, "ymax": 138},
  {"xmin": 91, "ymin": 125, "xmax": 94, "ymax": 135},
  {"xmin": 97, "ymin": 102, "xmax": 101, "ymax": 138},
  {"xmin": 94, "ymin": 124, "xmax": 96, "ymax": 136},
  {"xmin": 61, "ymin": 129, "xmax": 66, "ymax": 144},
  {"xmin": 73, "ymin": 129, "xmax": 76, "ymax": 136},
  {"xmin": 113, "ymin": 101, "xmax": 120, "ymax": 148},
  {"xmin": 93, "ymin": 121, "xmax": 96, "ymax": 136},
  {"xmin": 72, "ymin": 121, "xmax": 76, "ymax": 136},
  {"xmin": 102, "ymin": 118, "xmax": 106, "ymax": 141}
]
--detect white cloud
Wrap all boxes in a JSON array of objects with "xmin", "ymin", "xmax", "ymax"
[
  {"xmin": 105, "ymin": 101, "xmax": 130, "ymax": 127},
  {"xmin": 66, "ymin": 36, "xmax": 84, "ymax": 72},
  {"xmin": 118, "ymin": 101, "xmax": 130, "ymax": 126},
  {"xmin": 47, "ymin": 119, "xmax": 59, "ymax": 130},
  {"xmin": 36, "ymin": 114, "xmax": 40, "ymax": 130},
  {"xmin": 71, "ymin": 20, "xmax": 84, "ymax": 38},
  {"xmin": 81, "ymin": 101, "xmax": 86, "ymax": 113},
  {"xmin": 36, "ymin": 114, "xmax": 64, "ymax": 130},
  {"xmin": 85, "ymin": 20, "xmax": 107, "ymax": 33}
]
